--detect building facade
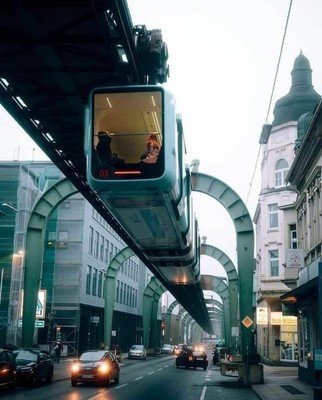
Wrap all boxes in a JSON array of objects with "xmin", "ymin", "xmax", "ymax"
[
  {"xmin": 254, "ymin": 52, "xmax": 321, "ymax": 365},
  {"xmin": 0, "ymin": 161, "xmax": 155, "ymax": 355},
  {"xmin": 282, "ymin": 99, "xmax": 322, "ymax": 385}
]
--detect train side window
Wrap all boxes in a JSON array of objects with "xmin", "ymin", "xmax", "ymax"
[{"xmin": 91, "ymin": 89, "xmax": 164, "ymax": 179}]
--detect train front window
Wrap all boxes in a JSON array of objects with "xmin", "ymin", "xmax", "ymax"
[{"xmin": 91, "ymin": 89, "xmax": 164, "ymax": 180}]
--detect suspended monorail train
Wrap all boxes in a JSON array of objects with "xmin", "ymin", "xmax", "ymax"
[{"xmin": 85, "ymin": 85, "xmax": 200, "ymax": 285}]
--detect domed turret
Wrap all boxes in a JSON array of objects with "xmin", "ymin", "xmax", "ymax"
[{"xmin": 272, "ymin": 51, "xmax": 320, "ymax": 126}]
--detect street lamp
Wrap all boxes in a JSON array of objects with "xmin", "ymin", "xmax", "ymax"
[{"xmin": 1, "ymin": 203, "xmax": 19, "ymax": 213}]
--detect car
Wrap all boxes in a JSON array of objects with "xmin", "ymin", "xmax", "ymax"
[
  {"xmin": 192, "ymin": 350, "xmax": 208, "ymax": 370},
  {"xmin": 175, "ymin": 348, "xmax": 208, "ymax": 370},
  {"xmin": 110, "ymin": 345, "xmax": 122, "ymax": 363},
  {"xmin": 0, "ymin": 348, "xmax": 17, "ymax": 389},
  {"xmin": 161, "ymin": 344, "xmax": 173, "ymax": 355},
  {"xmin": 13, "ymin": 348, "xmax": 54, "ymax": 385},
  {"xmin": 212, "ymin": 347, "xmax": 229, "ymax": 365},
  {"xmin": 71, "ymin": 350, "xmax": 120, "ymax": 387},
  {"xmin": 128, "ymin": 345, "xmax": 146, "ymax": 360},
  {"xmin": 173, "ymin": 343, "xmax": 186, "ymax": 356}
]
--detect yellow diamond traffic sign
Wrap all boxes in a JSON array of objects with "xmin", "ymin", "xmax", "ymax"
[{"xmin": 242, "ymin": 316, "xmax": 253, "ymax": 328}]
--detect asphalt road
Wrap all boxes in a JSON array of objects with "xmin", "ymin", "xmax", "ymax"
[{"xmin": 0, "ymin": 353, "xmax": 259, "ymax": 400}]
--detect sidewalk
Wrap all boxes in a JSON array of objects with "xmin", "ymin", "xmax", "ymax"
[
  {"xmin": 251, "ymin": 365, "xmax": 318, "ymax": 400},
  {"xmin": 53, "ymin": 357, "xmax": 319, "ymax": 399}
]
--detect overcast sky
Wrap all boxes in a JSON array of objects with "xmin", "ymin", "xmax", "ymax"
[{"xmin": 1, "ymin": 0, "xmax": 322, "ymax": 283}]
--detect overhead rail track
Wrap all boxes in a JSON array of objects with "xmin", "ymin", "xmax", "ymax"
[{"xmin": 0, "ymin": 1, "xmax": 211, "ymax": 333}]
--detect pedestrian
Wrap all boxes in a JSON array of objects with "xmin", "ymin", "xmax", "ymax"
[{"xmin": 53, "ymin": 339, "xmax": 63, "ymax": 363}]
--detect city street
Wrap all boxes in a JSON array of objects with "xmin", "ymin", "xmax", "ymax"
[{"xmin": 0, "ymin": 353, "xmax": 259, "ymax": 400}]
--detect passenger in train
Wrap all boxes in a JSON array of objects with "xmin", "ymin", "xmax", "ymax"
[
  {"xmin": 96, "ymin": 130, "xmax": 112, "ymax": 163},
  {"xmin": 140, "ymin": 134, "xmax": 160, "ymax": 164},
  {"xmin": 95, "ymin": 130, "xmax": 124, "ymax": 168}
]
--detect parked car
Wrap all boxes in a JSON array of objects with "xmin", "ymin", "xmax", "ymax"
[
  {"xmin": 71, "ymin": 350, "xmax": 120, "ymax": 387},
  {"xmin": 161, "ymin": 344, "xmax": 173, "ymax": 355},
  {"xmin": 175, "ymin": 348, "xmax": 208, "ymax": 370},
  {"xmin": 0, "ymin": 348, "xmax": 17, "ymax": 389},
  {"xmin": 110, "ymin": 345, "xmax": 122, "ymax": 363},
  {"xmin": 212, "ymin": 347, "xmax": 230, "ymax": 365},
  {"xmin": 13, "ymin": 348, "xmax": 54, "ymax": 385},
  {"xmin": 128, "ymin": 345, "xmax": 146, "ymax": 360}
]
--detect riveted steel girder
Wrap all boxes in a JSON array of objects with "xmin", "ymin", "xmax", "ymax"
[
  {"xmin": 192, "ymin": 172, "xmax": 254, "ymax": 361},
  {"xmin": 104, "ymin": 247, "xmax": 134, "ymax": 349},
  {"xmin": 142, "ymin": 277, "xmax": 166, "ymax": 348},
  {"xmin": 21, "ymin": 179, "xmax": 78, "ymax": 347}
]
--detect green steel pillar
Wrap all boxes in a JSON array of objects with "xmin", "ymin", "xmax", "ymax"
[
  {"xmin": 103, "ymin": 247, "xmax": 134, "ymax": 349},
  {"xmin": 142, "ymin": 277, "xmax": 165, "ymax": 349},
  {"xmin": 21, "ymin": 179, "xmax": 77, "ymax": 347},
  {"xmin": 192, "ymin": 172, "xmax": 254, "ymax": 363}
]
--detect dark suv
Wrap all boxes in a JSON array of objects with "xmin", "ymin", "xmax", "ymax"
[{"xmin": 0, "ymin": 348, "xmax": 17, "ymax": 389}]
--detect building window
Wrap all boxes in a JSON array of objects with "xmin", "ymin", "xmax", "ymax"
[
  {"xmin": 98, "ymin": 271, "xmax": 103, "ymax": 297},
  {"xmin": 92, "ymin": 268, "xmax": 98, "ymax": 296},
  {"xmin": 269, "ymin": 250, "xmax": 279, "ymax": 277},
  {"xmin": 290, "ymin": 224, "xmax": 298, "ymax": 249},
  {"xmin": 57, "ymin": 230, "xmax": 68, "ymax": 248},
  {"xmin": 94, "ymin": 231, "xmax": 99, "ymax": 258},
  {"xmin": 105, "ymin": 239, "xmax": 109, "ymax": 264},
  {"xmin": 86, "ymin": 266, "xmax": 92, "ymax": 294},
  {"xmin": 116, "ymin": 280, "xmax": 120, "ymax": 303},
  {"xmin": 275, "ymin": 159, "xmax": 289, "ymax": 188},
  {"xmin": 100, "ymin": 235, "xmax": 104, "ymax": 260},
  {"xmin": 120, "ymin": 282, "xmax": 123, "ymax": 304},
  {"xmin": 89, "ymin": 227, "xmax": 93, "ymax": 254},
  {"xmin": 269, "ymin": 203, "xmax": 278, "ymax": 228}
]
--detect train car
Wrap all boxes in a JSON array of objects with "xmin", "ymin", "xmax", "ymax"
[{"xmin": 85, "ymin": 85, "xmax": 200, "ymax": 285}]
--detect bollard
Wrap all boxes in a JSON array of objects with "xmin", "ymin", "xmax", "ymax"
[{"xmin": 313, "ymin": 387, "xmax": 322, "ymax": 400}]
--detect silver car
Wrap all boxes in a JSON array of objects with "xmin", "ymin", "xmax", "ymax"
[{"xmin": 128, "ymin": 345, "xmax": 146, "ymax": 360}]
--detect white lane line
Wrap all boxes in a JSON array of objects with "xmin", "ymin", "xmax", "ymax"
[
  {"xmin": 115, "ymin": 383, "xmax": 128, "ymax": 389},
  {"xmin": 148, "ymin": 371, "xmax": 154, "ymax": 375},
  {"xmin": 200, "ymin": 386, "xmax": 207, "ymax": 400},
  {"xmin": 89, "ymin": 394, "xmax": 105, "ymax": 400},
  {"xmin": 135, "ymin": 376, "xmax": 143, "ymax": 381}
]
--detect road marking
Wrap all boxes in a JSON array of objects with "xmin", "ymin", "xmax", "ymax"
[
  {"xmin": 135, "ymin": 376, "xmax": 143, "ymax": 381},
  {"xmin": 116, "ymin": 384, "xmax": 128, "ymax": 389},
  {"xmin": 200, "ymin": 386, "xmax": 207, "ymax": 400},
  {"xmin": 148, "ymin": 371, "xmax": 154, "ymax": 375}
]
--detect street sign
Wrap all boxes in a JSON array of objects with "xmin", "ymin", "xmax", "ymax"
[
  {"xmin": 18, "ymin": 320, "xmax": 45, "ymax": 328},
  {"xmin": 242, "ymin": 316, "xmax": 253, "ymax": 328}
]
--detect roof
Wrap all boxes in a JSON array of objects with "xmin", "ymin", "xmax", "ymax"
[{"xmin": 272, "ymin": 51, "xmax": 321, "ymax": 127}]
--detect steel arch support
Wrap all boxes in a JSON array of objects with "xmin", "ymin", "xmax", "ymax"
[
  {"xmin": 200, "ymin": 275, "xmax": 230, "ymax": 348},
  {"xmin": 201, "ymin": 244, "xmax": 239, "ymax": 350},
  {"xmin": 192, "ymin": 172, "xmax": 254, "ymax": 360},
  {"xmin": 164, "ymin": 299, "xmax": 179, "ymax": 343},
  {"xmin": 21, "ymin": 179, "xmax": 78, "ymax": 347},
  {"xmin": 104, "ymin": 247, "xmax": 134, "ymax": 349},
  {"xmin": 143, "ymin": 277, "xmax": 166, "ymax": 348}
]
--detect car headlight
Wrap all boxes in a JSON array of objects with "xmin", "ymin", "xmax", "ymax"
[
  {"xmin": 0, "ymin": 368, "xmax": 9, "ymax": 375},
  {"xmin": 98, "ymin": 363, "xmax": 110, "ymax": 374},
  {"xmin": 71, "ymin": 363, "xmax": 80, "ymax": 373}
]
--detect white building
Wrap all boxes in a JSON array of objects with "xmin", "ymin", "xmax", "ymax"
[{"xmin": 254, "ymin": 51, "xmax": 321, "ymax": 364}]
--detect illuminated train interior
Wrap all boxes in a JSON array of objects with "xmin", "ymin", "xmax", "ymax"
[{"xmin": 85, "ymin": 85, "xmax": 201, "ymax": 285}]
